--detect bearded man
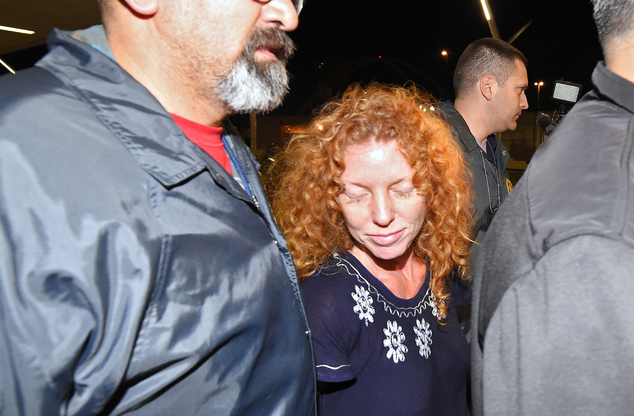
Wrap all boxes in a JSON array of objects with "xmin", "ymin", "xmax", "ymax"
[{"xmin": 0, "ymin": 0, "xmax": 315, "ymax": 415}]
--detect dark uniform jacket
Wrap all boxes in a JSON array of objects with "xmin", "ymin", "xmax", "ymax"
[
  {"xmin": 471, "ymin": 62, "xmax": 634, "ymax": 415},
  {"xmin": 439, "ymin": 101, "xmax": 512, "ymax": 275},
  {"xmin": 0, "ymin": 27, "xmax": 316, "ymax": 416}
]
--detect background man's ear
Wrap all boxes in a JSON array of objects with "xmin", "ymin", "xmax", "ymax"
[
  {"xmin": 122, "ymin": 0, "xmax": 159, "ymax": 17},
  {"xmin": 479, "ymin": 75, "xmax": 497, "ymax": 101}
]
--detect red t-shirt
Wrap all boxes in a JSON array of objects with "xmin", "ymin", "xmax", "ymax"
[{"xmin": 171, "ymin": 113, "xmax": 232, "ymax": 174}]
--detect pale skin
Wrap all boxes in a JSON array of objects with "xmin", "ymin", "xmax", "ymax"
[
  {"xmin": 337, "ymin": 139, "xmax": 428, "ymax": 300},
  {"xmin": 454, "ymin": 58, "xmax": 529, "ymax": 145},
  {"xmin": 604, "ymin": 33, "xmax": 634, "ymax": 83},
  {"xmin": 102, "ymin": 0, "xmax": 299, "ymax": 127}
]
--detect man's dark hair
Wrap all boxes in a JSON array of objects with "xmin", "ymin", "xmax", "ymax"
[
  {"xmin": 593, "ymin": 0, "xmax": 634, "ymax": 53},
  {"xmin": 453, "ymin": 38, "xmax": 528, "ymax": 100}
]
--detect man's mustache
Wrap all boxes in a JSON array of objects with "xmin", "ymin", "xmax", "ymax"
[{"xmin": 243, "ymin": 27, "xmax": 296, "ymax": 63}]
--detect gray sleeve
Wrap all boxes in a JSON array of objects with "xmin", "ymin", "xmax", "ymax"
[
  {"xmin": 0, "ymin": 140, "xmax": 152, "ymax": 415},
  {"xmin": 481, "ymin": 234, "xmax": 634, "ymax": 416}
]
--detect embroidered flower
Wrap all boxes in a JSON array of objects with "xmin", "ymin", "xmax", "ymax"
[
  {"xmin": 414, "ymin": 318, "xmax": 433, "ymax": 358},
  {"xmin": 383, "ymin": 320, "xmax": 408, "ymax": 363},
  {"xmin": 351, "ymin": 285, "xmax": 375, "ymax": 326},
  {"xmin": 428, "ymin": 292, "xmax": 439, "ymax": 318}
]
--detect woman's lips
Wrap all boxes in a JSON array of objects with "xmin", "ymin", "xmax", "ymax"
[{"xmin": 368, "ymin": 229, "xmax": 404, "ymax": 246}]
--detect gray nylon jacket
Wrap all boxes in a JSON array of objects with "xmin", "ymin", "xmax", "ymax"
[
  {"xmin": 439, "ymin": 101, "xmax": 512, "ymax": 274},
  {"xmin": 471, "ymin": 62, "xmax": 634, "ymax": 415},
  {"xmin": 0, "ymin": 28, "xmax": 316, "ymax": 416}
]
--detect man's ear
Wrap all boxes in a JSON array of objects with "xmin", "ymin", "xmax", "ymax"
[
  {"xmin": 479, "ymin": 75, "xmax": 497, "ymax": 101},
  {"xmin": 122, "ymin": 0, "xmax": 159, "ymax": 17}
]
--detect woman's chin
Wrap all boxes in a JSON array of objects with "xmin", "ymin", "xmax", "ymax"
[{"xmin": 354, "ymin": 244, "xmax": 413, "ymax": 265}]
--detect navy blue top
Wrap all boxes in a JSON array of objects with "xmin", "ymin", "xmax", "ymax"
[{"xmin": 301, "ymin": 252, "xmax": 470, "ymax": 416}]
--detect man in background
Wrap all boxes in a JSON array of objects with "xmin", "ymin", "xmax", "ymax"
[
  {"xmin": 0, "ymin": 0, "xmax": 315, "ymax": 414},
  {"xmin": 440, "ymin": 38, "xmax": 529, "ymax": 276},
  {"xmin": 472, "ymin": 1, "xmax": 634, "ymax": 414}
]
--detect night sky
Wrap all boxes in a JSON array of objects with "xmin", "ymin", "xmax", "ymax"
[
  {"xmin": 1, "ymin": 1, "xmax": 602, "ymax": 115},
  {"xmin": 280, "ymin": 0, "xmax": 602, "ymax": 115}
]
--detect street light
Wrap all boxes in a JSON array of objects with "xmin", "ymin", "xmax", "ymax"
[
  {"xmin": 441, "ymin": 50, "xmax": 451, "ymax": 96},
  {"xmin": 441, "ymin": 50, "xmax": 449, "ymax": 70},
  {"xmin": 534, "ymin": 81, "xmax": 544, "ymax": 108}
]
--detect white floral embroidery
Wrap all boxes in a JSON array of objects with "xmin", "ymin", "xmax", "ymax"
[
  {"xmin": 414, "ymin": 319, "xmax": 433, "ymax": 358},
  {"xmin": 428, "ymin": 292, "xmax": 439, "ymax": 318},
  {"xmin": 351, "ymin": 285, "xmax": 375, "ymax": 326},
  {"xmin": 333, "ymin": 253, "xmax": 434, "ymax": 318},
  {"xmin": 383, "ymin": 320, "xmax": 408, "ymax": 363}
]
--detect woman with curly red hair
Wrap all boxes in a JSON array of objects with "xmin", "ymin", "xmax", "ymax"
[{"xmin": 270, "ymin": 83, "xmax": 473, "ymax": 415}]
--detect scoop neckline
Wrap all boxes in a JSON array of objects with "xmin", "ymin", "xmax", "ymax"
[{"xmin": 336, "ymin": 251, "xmax": 430, "ymax": 307}]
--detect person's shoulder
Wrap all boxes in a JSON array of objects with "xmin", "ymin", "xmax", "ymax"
[
  {"xmin": 300, "ymin": 253, "xmax": 365, "ymax": 308},
  {"xmin": 486, "ymin": 233, "xmax": 634, "ymax": 329},
  {"xmin": 521, "ymin": 90, "xmax": 634, "ymax": 247},
  {"xmin": 301, "ymin": 254, "xmax": 357, "ymax": 291},
  {"xmin": 532, "ymin": 85, "xmax": 631, "ymax": 168},
  {"xmin": 0, "ymin": 64, "xmax": 92, "ymax": 139},
  {"xmin": 438, "ymin": 101, "xmax": 460, "ymax": 129},
  {"xmin": 477, "ymin": 233, "xmax": 634, "ymax": 416},
  {"xmin": 437, "ymin": 101, "xmax": 474, "ymax": 153},
  {"xmin": 0, "ymin": 66, "xmax": 104, "ymax": 156},
  {"xmin": 0, "ymin": 65, "xmax": 110, "ymax": 154},
  {"xmin": 0, "ymin": 66, "xmax": 70, "ymax": 110},
  {"xmin": 438, "ymin": 100, "xmax": 455, "ymax": 114},
  {"xmin": 545, "ymin": 233, "xmax": 634, "ymax": 266},
  {"xmin": 299, "ymin": 254, "xmax": 368, "ymax": 342}
]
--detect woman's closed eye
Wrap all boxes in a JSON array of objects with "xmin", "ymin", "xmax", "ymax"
[
  {"xmin": 392, "ymin": 186, "xmax": 417, "ymax": 198},
  {"xmin": 343, "ymin": 192, "xmax": 367, "ymax": 203}
]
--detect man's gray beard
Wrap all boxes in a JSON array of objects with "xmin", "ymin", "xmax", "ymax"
[
  {"xmin": 215, "ymin": 56, "xmax": 290, "ymax": 114},
  {"xmin": 214, "ymin": 28, "xmax": 295, "ymax": 114}
]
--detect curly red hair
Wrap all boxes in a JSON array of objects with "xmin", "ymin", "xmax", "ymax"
[{"xmin": 269, "ymin": 83, "xmax": 472, "ymax": 320}]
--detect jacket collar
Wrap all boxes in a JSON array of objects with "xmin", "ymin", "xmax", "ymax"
[
  {"xmin": 439, "ymin": 101, "xmax": 481, "ymax": 153},
  {"xmin": 593, "ymin": 61, "xmax": 634, "ymax": 114},
  {"xmin": 37, "ymin": 27, "xmax": 209, "ymax": 188}
]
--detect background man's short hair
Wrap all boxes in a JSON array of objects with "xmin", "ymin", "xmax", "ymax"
[
  {"xmin": 593, "ymin": 0, "xmax": 634, "ymax": 53},
  {"xmin": 453, "ymin": 38, "xmax": 528, "ymax": 100}
]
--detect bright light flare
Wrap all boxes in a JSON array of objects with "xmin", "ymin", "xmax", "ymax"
[
  {"xmin": 0, "ymin": 25, "xmax": 34, "ymax": 35},
  {"xmin": 0, "ymin": 58, "xmax": 15, "ymax": 74},
  {"xmin": 480, "ymin": 0, "xmax": 491, "ymax": 21}
]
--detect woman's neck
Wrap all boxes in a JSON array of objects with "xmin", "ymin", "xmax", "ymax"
[{"xmin": 349, "ymin": 246, "xmax": 427, "ymax": 300}]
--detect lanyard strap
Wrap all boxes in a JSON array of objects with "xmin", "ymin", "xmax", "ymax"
[
  {"xmin": 479, "ymin": 147, "xmax": 501, "ymax": 215},
  {"xmin": 221, "ymin": 135, "xmax": 254, "ymax": 200}
]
